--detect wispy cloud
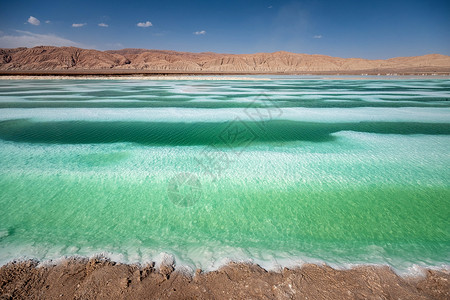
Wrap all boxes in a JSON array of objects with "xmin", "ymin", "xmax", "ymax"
[
  {"xmin": 194, "ymin": 30, "xmax": 206, "ymax": 35},
  {"xmin": 98, "ymin": 23, "xmax": 108, "ymax": 27},
  {"xmin": 313, "ymin": 35, "xmax": 323, "ymax": 39},
  {"xmin": 27, "ymin": 16, "xmax": 40, "ymax": 26},
  {"xmin": 72, "ymin": 23, "xmax": 87, "ymax": 28},
  {"xmin": 0, "ymin": 30, "xmax": 82, "ymax": 48},
  {"xmin": 137, "ymin": 21, "xmax": 152, "ymax": 28},
  {"xmin": 106, "ymin": 42, "xmax": 124, "ymax": 49},
  {"xmin": 45, "ymin": 20, "xmax": 51, "ymax": 24},
  {"xmin": 268, "ymin": 5, "xmax": 273, "ymax": 9}
]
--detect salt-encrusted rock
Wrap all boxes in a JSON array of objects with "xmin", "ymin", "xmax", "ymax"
[{"xmin": 159, "ymin": 253, "xmax": 175, "ymax": 279}]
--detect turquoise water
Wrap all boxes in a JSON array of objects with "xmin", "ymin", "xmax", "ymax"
[{"xmin": 0, "ymin": 77, "xmax": 449, "ymax": 273}]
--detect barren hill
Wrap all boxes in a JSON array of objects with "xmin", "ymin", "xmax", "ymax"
[{"xmin": 1, "ymin": 46, "xmax": 449, "ymax": 74}]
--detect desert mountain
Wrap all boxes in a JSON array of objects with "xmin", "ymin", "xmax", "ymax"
[{"xmin": 1, "ymin": 46, "xmax": 449, "ymax": 73}]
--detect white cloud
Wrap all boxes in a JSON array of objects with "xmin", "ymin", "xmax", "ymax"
[
  {"xmin": 98, "ymin": 23, "xmax": 108, "ymax": 27},
  {"xmin": 45, "ymin": 20, "xmax": 51, "ymax": 24},
  {"xmin": 27, "ymin": 16, "xmax": 40, "ymax": 26},
  {"xmin": 268, "ymin": 5, "xmax": 273, "ymax": 9},
  {"xmin": 313, "ymin": 35, "xmax": 322, "ymax": 39},
  {"xmin": 194, "ymin": 30, "xmax": 206, "ymax": 35},
  {"xmin": 0, "ymin": 30, "xmax": 82, "ymax": 48},
  {"xmin": 137, "ymin": 21, "xmax": 152, "ymax": 28},
  {"xmin": 72, "ymin": 23, "xmax": 87, "ymax": 28}
]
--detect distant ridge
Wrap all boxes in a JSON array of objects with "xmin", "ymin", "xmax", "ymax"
[{"xmin": 1, "ymin": 46, "xmax": 449, "ymax": 74}]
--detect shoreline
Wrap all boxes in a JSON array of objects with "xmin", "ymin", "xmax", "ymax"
[
  {"xmin": 1, "ymin": 68, "xmax": 450, "ymax": 78},
  {"xmin": 0, "ymin": 75, "xmax": 272, "ymax": 81},
  {"xmin": 1, "ymin": 74, "xmax": 450, "ymax": 81},
  {"xmin": 1, "ymin": 256, "xmax": 449, "ymax": 299},
  {"xmin": 1, "ymin": 245, "xmax": 449, "ymax": 278}
]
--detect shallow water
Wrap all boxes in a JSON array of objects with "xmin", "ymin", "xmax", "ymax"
[{"xmin": 0, "ymin": 77, "xmax": 449, "ymax": 273}]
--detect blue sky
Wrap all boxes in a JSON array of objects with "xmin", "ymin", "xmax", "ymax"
[{"xmin": 0, "ymin": 0, "xmax": 449, "ymax": 59}]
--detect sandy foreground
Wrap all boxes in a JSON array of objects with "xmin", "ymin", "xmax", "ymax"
[{"xmin": 1, "ymin": 257, "xmax": 449, "ymax": 299}]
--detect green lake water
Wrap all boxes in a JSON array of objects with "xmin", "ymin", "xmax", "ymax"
[{"xmin": 0, "ymin": 77, "xmax": 449, "ymax": 273}]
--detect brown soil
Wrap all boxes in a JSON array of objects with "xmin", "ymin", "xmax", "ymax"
[{"xmin": 1, "ymin": 257, "xmax": 449, "ymax": 299}]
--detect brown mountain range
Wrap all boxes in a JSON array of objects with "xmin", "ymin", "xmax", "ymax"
[{"xmin": 1, "ymin": 46, "xmax": 450, "ymax": 74}]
